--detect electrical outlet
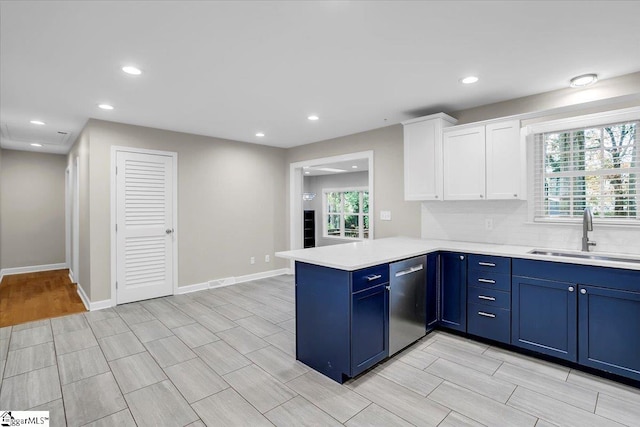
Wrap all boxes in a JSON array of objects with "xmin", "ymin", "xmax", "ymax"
[
  {"xmin": 250, "ymin": 257, "xmax": 255, "ymax": 265},
  {"xmin": 380, "ymin": 210, "xmax": 392, "ymax": 221},
  {"xmin": 485, "ymin": 218, "xmax": 493, "ymax": 231},
  {"xmin": 265, "ymin": 255, "xmax": 270, "ymax": 263}
]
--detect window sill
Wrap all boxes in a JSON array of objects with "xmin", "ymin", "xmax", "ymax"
[{"xmin": 529, "ymin": 218, "xmax": 640, "ymax": 228}]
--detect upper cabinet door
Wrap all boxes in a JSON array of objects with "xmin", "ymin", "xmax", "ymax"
[
  {"xmin": 443, "ymin": 126, "xmax": 486, "ymax": 200},
  {"xmin": 403, "ymin": 115, "xmax": 456, "ymax": 201},
  {"xmin": 486, "ymin": 120, "xmax": 524, "ymax": 200}
]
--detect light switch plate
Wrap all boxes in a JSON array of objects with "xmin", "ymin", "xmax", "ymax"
[{"xmin": 380, "ymin": 210, "xmax": 392, "ymax": 221}]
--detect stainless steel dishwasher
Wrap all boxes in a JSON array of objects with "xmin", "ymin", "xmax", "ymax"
[{"xmin": 388, "ymin": 255, "xmax": 427, "ymax": 355}]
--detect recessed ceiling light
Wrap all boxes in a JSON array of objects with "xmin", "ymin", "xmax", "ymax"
[
  {"xmin": 304, "ymin": 171, "xmax": 310, "ymax": 175},
  {"xmin": 307, "ymin": 115, "xmax": 319, "ymax": 121},
  {"xmin": 570, "ymin": 73, "xmax": 598, "ymax": 88},
  {"xmin": 256, "ymin": 132, "xmax": 265, "ymax": 137},
  {"xmin": 352, "ymin": 165, "xmax": 358, "ymax": 169},
  {"xmin": 30, "ymin": 120, "xmax": 45, "ymax": 125},
  {"xmin": 98, "ymin": 104, "xmax": 114, "ymax": 110},
  {"xmin": 30, "ymin": 143, "xmax": 43, "ymax": 147},
  {"xmin": 122, "ymin": 66, "xmax": 142, "ymax": 75},
  {"xmin": 460, "ymin": 76, "xmax": 479, "ymax": 84}
]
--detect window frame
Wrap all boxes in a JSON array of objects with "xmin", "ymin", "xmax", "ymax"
[
  {"xmin": 526, "ymin": 107, "xmax": 640, "ymax": 226},
  {"xmin": 322, "ymin": 187, "xmax": 370, "ymax": 240}
]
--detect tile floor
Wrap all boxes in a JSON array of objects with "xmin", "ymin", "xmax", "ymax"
[{"xmin": 1, "ymin": 274, "xmax": 639, "ymax": 426}]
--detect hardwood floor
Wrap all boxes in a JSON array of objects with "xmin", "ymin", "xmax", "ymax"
[{"xmin": 0, "ymin": 269, "xmax": 86, "ymax": 327}]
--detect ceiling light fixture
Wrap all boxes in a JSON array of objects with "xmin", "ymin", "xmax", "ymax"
[
  {"xmin": 30, "ymin": 143, "xmax": 43, "ymax": 147},
  {"xmin": 255, "ymin": 132, "xmax": 265, "ymax": 137},
  {"xmin": 460, "ymin": 76, "xmax": 479, "ymax": 84},
  {"xmin": 304, "ymin": 171, "xmax": 310, "ymax": 175},
  {"xmin": 30, "ymin": 120, "xmax": 45, "ymax": 125},
  {"xmin": 307, "ymin": 115, "xmax": 319, "ymax": 121},
  {"xmin": 98, "ymin": 104, "xmax": 114, "ymax": 110},
  {"xmin": 570, "ymin": 73, "xmax": 598, "ymax": 88},
  {"xmin": 352, "ymin": 165, "xmax": 358, "ymax": 169},
  {"xmin": 122, "ymin": 66, "xmax": 142, "ymax": 75}
]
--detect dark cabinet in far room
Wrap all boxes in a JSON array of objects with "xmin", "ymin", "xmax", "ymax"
[
  {"xmin": 439, "ymin": 252, "xmax": 467, "ymax": 332},
  {"xmin": 303, "ymin": 210, "xmax": 315, "ymax": 248}
]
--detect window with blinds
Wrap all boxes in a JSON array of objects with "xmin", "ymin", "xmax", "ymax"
[{"xmin": 534, "ymin": 120, "xmax": 639, "ymax": 222}]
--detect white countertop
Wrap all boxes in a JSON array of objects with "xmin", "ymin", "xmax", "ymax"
[{"xmin": 275, "ymin": 237, "xmax": 640, "ymax": 271}]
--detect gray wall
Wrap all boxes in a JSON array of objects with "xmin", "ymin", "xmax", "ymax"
[
  {"xmin": 303, "ymin": 171, "xmax": 369, "ymax": 246},
  {"xmin": 0, "ymin": 149, "xmax": 67, "ymax": 269},
  {"xmin": 69, "ymin": 119, "xmax": 288, "ymax": 302},
  {"xmin": 287, "ymin": 125, "xmax": 422, "ymax": 246}
]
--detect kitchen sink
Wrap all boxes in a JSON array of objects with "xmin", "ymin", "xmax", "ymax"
[{"xmin": 528, "ymin": 249, "xmax": 640, "ymax": 264}]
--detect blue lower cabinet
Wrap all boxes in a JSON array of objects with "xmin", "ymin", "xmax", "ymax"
[
  {"xmin": 351, "ymin": 283, "xmax": 389, "ymax": 377},
  {"xmin": 579, "ymin": 285, "xmax": 640, "ymax": 381},
  {"xmin": 512, "ymin": 276, "xmax": 577, "ymax": 361},
  {"xmin": 426, "ymin": 253, "xmax": 438, "ymax": 331},
  {"xmin": 440, "ymin": 252, "xmax": 467, "ymax": 332},
  {"xmin": 467, "ymin": 303, "xmax": 510, "ymax": 344}
]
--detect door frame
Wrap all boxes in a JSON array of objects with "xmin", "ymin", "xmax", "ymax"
[
  {"xmin": 110, "ymin": 146, "xmax": 179, "ymax": 307},
  {"xmin": 288, "ymin": 150, "xmax": 374, "ymax": 266}
]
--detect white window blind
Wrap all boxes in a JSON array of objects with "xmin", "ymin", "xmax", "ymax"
[{"xmin": 534, "ymin": 120, "xmax": 639, "ymax": 222}]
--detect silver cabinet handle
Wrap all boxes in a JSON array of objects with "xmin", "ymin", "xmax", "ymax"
[
  {"xmin": 568, "ymin": 286, "xmax": 574, "ymax": 292},
  {"xmin": 580, "ymin": 288, "xmax": 587, "ymax": 295},
  {"xmin": 478, "ymin": 311, "xmax": 496, "ymax": 318},
  {"xmin": 366, "ymin": 274, "xmax": 382, "ymax": 281},
  {"xmin": 385, "ymin": 285, "xmax": 391, "ymax": 291},
  {"xmin": 394, "ymin": 264, "xmax": 424, "ymax": 277},
  {"xmin": 478, "ymin": 278, "xmax": 496, "ymax": 284},
  {"xmin": 478, "ymin": 295, "xmax": 496, "ymax": 301},
  {"xmin": 478, "ymin": 262, "xmax": 496, "ymax": 267}
]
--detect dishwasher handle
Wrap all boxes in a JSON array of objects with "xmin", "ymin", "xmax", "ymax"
[{"xmin": 394, "ymin": 264, "xmax": 424, "ymax": 277}]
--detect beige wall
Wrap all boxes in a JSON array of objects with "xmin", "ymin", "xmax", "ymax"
[
  {"xmin": 79, "ymin": 119, "xmax": 287, "ymax": 302},
  {"xmin": 0, "ymin": 149, "xmax": 66, "ymax": 269},
  {"xmin": 287, "ymin": 124, "xmax": 422, "ymax": 246}
]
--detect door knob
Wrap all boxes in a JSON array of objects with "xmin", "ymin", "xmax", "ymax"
[{"xmin": 166, "ymin": 229, "xmax": 173, "ymax": 234}]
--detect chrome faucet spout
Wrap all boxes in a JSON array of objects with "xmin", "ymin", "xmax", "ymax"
[{"xmin": 582, "ymin": 208, "xmax": 596, "ymax": 252}]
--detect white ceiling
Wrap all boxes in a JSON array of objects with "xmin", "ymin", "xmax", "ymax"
[
  {"xmin": 304, "ymin": 158, "xmax": 369, "ymax": 176},
  {"xmin": 1, "ymin": 1, "xmax": 639, "ymax": 154}
]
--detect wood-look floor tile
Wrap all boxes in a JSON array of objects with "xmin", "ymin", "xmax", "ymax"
[
  {"xmin": 566, "ymin": 369, "xmax": 640, "ymax": 405},
  {"xmin": 4, "ymin": 341, "xmax": 56, "ymax": 377},
  {"xmin": 57, "ymin": 345, "xmax": 109, "ymax": 385},
  {"xmin": 83, "ymin": 409, "xmax": 136, "ymax": 427},
  {"xmin": 428, "ymin": 331, "xmax": 490, "ymax": 354},
  {"xmin": 217, "ymin": 326, "xmax": 269, "ymax": 354},
  {"xmin": 144, "ymin": 335, "xmax": 196, "ymax": 368},
  {"xmin": 426, "ymin": 358, "xmax": 516, "ymax": 403},
  {"xmin": 277, "ymin": 318, "xmax": 296, "ymax": 334},
  {"xmin": 0, "ymin": 365, "xmax": 62, "ymax": 409},
  {"xmin": 374, "ymin": 359, "xmax": 443, "ymax": 396},
  {"xmin": 288, "ymin": 370, "xmax": 370, "ymax": 423},
  {"xmin": 84, "ymin": 308, "xmax": 119, "ymax": 323},
  {"xmin": 212, "ymin": 303, "xmax": 254, "ymax": 320},
  {"xmin": 155, "ymin": 309, "xmax": 196, "ymax": 329},
  {"xmin": 164, "ymin": 358, "xmax": 229, "ymax": 403},
  {"xmin": 0, "ymin": 338, "xmax": 8, "ymax": 361},
  {"xmin": 484, "ymin": 345, "xmax": 570, "ymax": 381},
  {"xmin": 507, "ymin": 386, "xmax": 623, "ymax": 427},
  {"xmin": 125, "ymin": 380, "xmax": 199, "ymax": 427},
  {"xmin": 191, "ymin": 388, "xmax": 272, "ymax": 427},
  {"xmin": 194, "ymin": 312, "xmax": 237, "ymax": 333},
  {"xmin": 115, "ymin": 304, "xmax": 155, "ymax": 325},
  {"xmin": 171, "ymin": 323, "xmax": 219, "ymax": 348},
  {"xmin": 176, "ymin": 301, "xmax": 214, "ymax": 317},
  {"xmin": 246, "ymin": 345, "xmax": 308, "ymax": 383},
  {"xmin": 12, "ymin": 319, "xmax": 51, "ymax": 332},
  {"xmin": 438, "ymin": 411, "xmax": 485, "ymax": 427},
  {"xmin": 130, "ymin": 319, "xmax": 173, "ymax": 343},
  {"xmin": 61, "ymin": 372, "xmax": 126, "ymax": 427},
  {"xmin": 395, "ymin": 346, "xmax": 438, "ymax": 370},
  {"xmin": 109, "ymin": 352, "xmax": 167, "ymax": 393},
  {"xmin": 266, "ymin": 395, "xmax": 341, "ymax": 427},
  {"xmin": 51, "ymin": 314, "xmax": 89, "ymax": 335},
  {"xmin": 423, "ymin": 340, "xmax": 502, "ymax": 375},
  {"xmin": 193, "ymin": 340, "xmax": 251, "ymax": 376},
  {"xmin": 345, "ymin": 403, "xmax": 414, "ymax": 427},
  {"xmin": 348, "ymin": 372, "xmax": 449, "ymax": 426},
  {"xmin": 223, "ymin": 364, "xmax": 297, "ymax": 413},
  {"xmin": 494, "ymin": 362, "xmax": 597, "ymax": 411},
  {"xmin": 54, "ymin": 327, "xmax": 98, "ymax": 355},
  {"xmin": 98, "ymin": 331, "xmax": 146, "ymax": 361},
  {"xmin": 29, "ymin": 398, "xmax": 66, "ymax": 427},
  {"xmin": 595, "ymin": 392, "xmax": 640, "ymax": 426},
  {"xmin": 9, "ymin": 324, "xmax": 53, "ymax": 351},
  {"xmin": 89, "ymin": 316, "xmax": 130, "ymax": 339},
  {"xmin": 265, "ymin": 330, "xmax": 296, "ymax": 356},
  {"xmin": 236, "ymin": 315, "xmax": 285, "ymax": 337},
  {"xmin": 429, "ymin": 381, "xmax": 536, "ymax": 427},
  {"xmin": 0, "ymin": 325, "xmax": 12, "ymax": 339}
]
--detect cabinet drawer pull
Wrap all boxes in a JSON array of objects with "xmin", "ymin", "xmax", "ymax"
[
  {"xmin": 478, "ymin": 262, "xmax": 496, "ymax": 267},
  {"xmin": 366, "ymin": 274, "xmax": 382, "ymax": 281},
  {"xmin": 478, "ymin": 311, "xmax": 496, "ymax": 318},
  {"xmin": 477, "ymin": 278, "xmax": 496, "ymax": 284},
  {"xmin": 478, "ymin": 295, "xmax": 496, "ymax": 301},
  {"xmin": 394, "ymin": 264, "xmax": 424, "ymax": 277}
]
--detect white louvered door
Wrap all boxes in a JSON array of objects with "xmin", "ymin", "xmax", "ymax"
[{"xmin": 116, "ymin": 150, "xmax": 175, "ymax": 304}]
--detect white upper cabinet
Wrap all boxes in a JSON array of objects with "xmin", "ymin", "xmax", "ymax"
[
  {"xmin": 443, "ymin": 126, "xmax": 486, "ymax": 200},
  {"xmin": 402, "ymin": 113, "xmax": 457, "ymax": 201},
  {"xmin": 486, "ymin": 120, "xmax": 524, "ymax": 200}
]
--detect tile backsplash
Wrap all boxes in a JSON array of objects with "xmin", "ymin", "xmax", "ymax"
[{"xmin": 421, "ymin": 200, "xmax": 640, "ymax": 255}]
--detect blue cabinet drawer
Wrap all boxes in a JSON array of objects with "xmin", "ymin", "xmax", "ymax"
[
  {"xmin": 468, "ymin": 286, "xmax": 510, "ymax": 309},
  {"xmin": 467, "ymin": 270, "xmax": 511, "ymax": 292},
  {"xmin": 468, "ymin": 254, "xmax": 511, "ymax": 274},
  {"xmin": 352, "ymin": 264, "xmax": 389, "ymax": 292},
  {"xmin": 467, "ymin": 303, "xmax": 510, "ymax": 344}
]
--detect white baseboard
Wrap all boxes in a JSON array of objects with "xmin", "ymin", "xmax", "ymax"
[
  {"xmin": 68, "ymin": 269, "xmax": 75, "ymax": 284},
  {"xmin": 176, "ymin": 282, "xmax": 209, "ymax": 295},
  {"xmin": 0, "ymin": 262, "xmax": 67, "ymax": 282},
  {"xmin": 76, "ymin": 283, "xmax": 111, "ymax": 311},
  {"xmin": 76, "ymin": 283, "xmax": 90, "ymax": 311},
  {"xmin": 208, "ymin": 268, "xmax": 291, "ymax": 289}
]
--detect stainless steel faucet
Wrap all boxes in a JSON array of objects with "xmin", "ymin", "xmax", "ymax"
[{"xmin": 582, "ymin": 207, "xmax": 597, "ymax": 252}]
